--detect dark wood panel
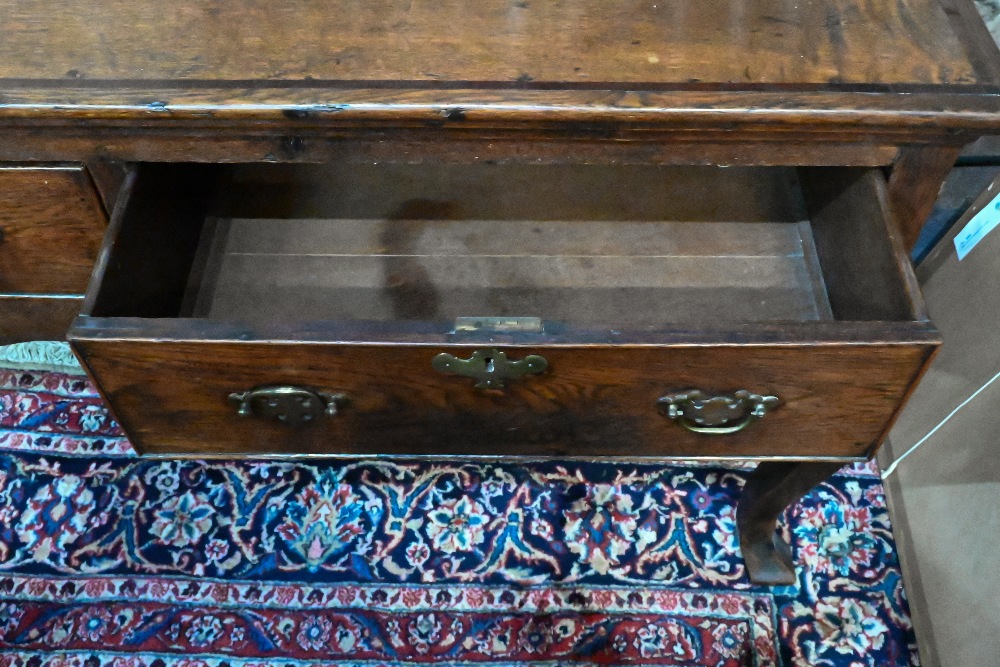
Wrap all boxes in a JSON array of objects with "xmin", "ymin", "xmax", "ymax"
[
  {"xmin": 71, "ymin": 338, "xmax": 935, "ymax": 459},
  {"xmin": 84, "ymin": 158, "xmax": 130, "ymax": 217},
  {"xmin": 0, "ymin": 126, "xmax": 916, "ymax": 175},
  {"xmin": 888, "ymin": 145, "xmax": 963, "ymax": 252},
  {"xmin": 217, "ymin": 163, "xmax": 807, "ymax": 222},
  {"xmin": 0, "ymin": 129, "xmax": 909, "ymax": 169},
  {"xmin": 801, "ymin": 168, "xmax": 926, "ymax": 321},
  {"xmin": 0, "ymin": 165, "xmax": 106, "ymax": 293},
  {"xmin": 0, "ymin": 296, "xmax": 83, "ymax": 343},
  {"xmin": 885, "ymin": 143, "xmax": 970, "ymax": 272},
  {"xmin": 0, "ymin": 0, "xmax": 979, "ymax": 87}
]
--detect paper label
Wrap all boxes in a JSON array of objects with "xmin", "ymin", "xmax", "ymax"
[{"xmin": 954, "ymin": 189, "xmax": 1000, "ymax": 260}]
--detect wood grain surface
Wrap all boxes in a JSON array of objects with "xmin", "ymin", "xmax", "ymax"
[
  {"xmin": 801, "ymin": 167, "xmax": 927, "ymax": 319},
  {"xmin": 0, "ymin": 165, "xmax": 106, "ymax": 293},
  {"xmin": 0, "ymin": 0, "xmax": 981, "ymax": 86},
  {"xmin": 71, "ymin": 337, "xmax": 935, "ymax": 459},
  {"xmin": 889, "ymin": 145, "xmax": 964, "ymax": 251},
  {"xmin": 188, "ymin": 162, "xmax": 830, "ymax": 327},
  {"xmin": 68, "ymin": 158, "xmax": 939, "ymax": 457},
  {"xmin": 0, "ymin": 296, "xmax": 83, "ymax": 344},
  {"xmin": 0, "ymin": 0, "xmax": 997, "ymax": 138},
  {"xmin": 190, "ymin": 221, "xmax": 831, "ymax": 327}
]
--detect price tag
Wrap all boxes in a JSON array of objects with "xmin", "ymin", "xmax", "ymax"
[{"xmin": 954, "ymin": 189, "xmax": 1000, "ymax": 260}]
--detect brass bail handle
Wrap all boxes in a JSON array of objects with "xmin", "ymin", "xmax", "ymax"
[
  {"xmin": 229, "ymin": 385, "xmax": 349, "ymax": 426},
  {"xmin": 657, "ymin": 389, "xmax": 779, "ymax": 435},
  {"xmin": 432, "ymin": 348, "xmax": 547, "ymax": 390}
]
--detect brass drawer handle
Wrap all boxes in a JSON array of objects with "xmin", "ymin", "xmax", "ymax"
[
  {"xmin": 229, "ymin": 386, "xmax": 348, "ymax": 426},
  {"xmin": 657, "ymin": 389, "xmax": 779, "ymax": 435},
  {"xmin": 432, "ymin": 348, "xmax": 547, "ymax": 390}
]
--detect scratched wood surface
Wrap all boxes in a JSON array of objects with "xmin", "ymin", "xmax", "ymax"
[
  {"xmin": 0, "ymin": 0, "xmax": 982, "ymax": 86},
  {"xmin": 0, "ymin": 0, "xmax": 997, "ymax": 137}
]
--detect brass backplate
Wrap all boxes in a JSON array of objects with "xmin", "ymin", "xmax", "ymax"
[{"xmin": 432, "ymin": 347, "xmax": 547, "ymax": 390}]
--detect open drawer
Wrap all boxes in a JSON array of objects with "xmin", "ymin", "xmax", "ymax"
[{"xmin": 68, "ymin": 162, "xmax": 939, "ymax": 458}]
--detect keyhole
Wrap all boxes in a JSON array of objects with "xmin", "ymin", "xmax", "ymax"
[{"xmin": 484, "ymin": 356, "xmax": 495, "ymax": 373}]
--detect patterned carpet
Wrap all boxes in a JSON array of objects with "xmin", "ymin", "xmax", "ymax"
[{"xmin": 0, "ymin": 365, "xmax": 918, "ymax": 666}]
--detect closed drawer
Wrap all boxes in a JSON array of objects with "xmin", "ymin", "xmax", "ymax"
[
  {"xmin": 0, "ymin": 165, "xmax": 106, "ymax": 294},
  {"xmin": 69, "ymin": 162, "xmax": 938, "ymax": 459},
  {"xmin": 0, "ymin": 164, "xmax": 107, "ymax": 343}
]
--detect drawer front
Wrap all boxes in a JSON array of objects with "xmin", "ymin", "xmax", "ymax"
[
  {"xmin": 0, "ymin": 296, "xmax": 83, "ymax": 344},
  {"xmin": 0, "ymin": 165, "xmax": 107, "ymax": 294},
  {"xmin": 71, "ymin": 339, "xmax": 934, "ymax": 459}
]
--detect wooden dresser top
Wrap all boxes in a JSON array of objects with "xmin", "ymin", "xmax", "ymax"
[{"xmin": 1, "ymin": 0, "xmax": 999, "ymax": 132}]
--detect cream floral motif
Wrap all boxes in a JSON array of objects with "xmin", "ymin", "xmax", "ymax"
[
  {"xmin": 149, "ymin": 491, "xmax": 215, "ymax": 548},
  {"xmin": 425, "ymin": 496, "xmax": 490, "ymax": 554}
]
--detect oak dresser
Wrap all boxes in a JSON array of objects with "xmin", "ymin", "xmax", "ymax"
[{"xmin": 2, "ymin": 0, "xmax": 999, "ymax": 584}]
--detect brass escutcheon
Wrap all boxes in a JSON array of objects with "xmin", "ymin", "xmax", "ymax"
[{"xmin": 432, "ymin": 348, "xmax": 547, "ymax": 390}]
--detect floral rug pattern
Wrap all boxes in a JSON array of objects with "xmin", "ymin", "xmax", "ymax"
[{"xmin": 0, "ymin": 369, "xmax": 918, "ymax": 666}]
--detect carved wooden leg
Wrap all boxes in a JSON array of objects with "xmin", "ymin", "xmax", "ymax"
[{"xmin": 736, "ymin": 461, "xmax": 844, "ymax": 585}]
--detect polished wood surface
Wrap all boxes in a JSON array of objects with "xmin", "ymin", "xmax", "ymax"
[
  {"xmin": 69, "ymin": 160, "xmax": 939, "ymax": 459},
  {"xmin": 1, "ymin": 90, "xmax": 998, "ymax": 143},
  {"xmin": 0, "ymin": 165, "xmax": 106, "ymax": 293},
  {"xmin": 0, "ymin": 0, "xmax": 998, "ymax": 138},
  {"xmin": 0, "ymin": 296, "xmax": 83, "ymax": 344},
  {"xmin": 0, "ymin": 0, "xmax": 981, "ymax": 85},
  {"xmin": 889, "ymin": 145, "xmax": 964, "ymax": 251},
  {"xmin": 70, "ymin": 338, "xmax": 934, "ymax": 459}
]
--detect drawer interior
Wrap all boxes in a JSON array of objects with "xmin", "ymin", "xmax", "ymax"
[{"xmin": 85, "ymin": 163, "xmax": 924, "ymax": 331}]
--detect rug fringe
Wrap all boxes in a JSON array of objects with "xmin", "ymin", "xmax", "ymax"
[{"xmin": 0, "ymin": 341, "xmax": 85, "ymax": 374}]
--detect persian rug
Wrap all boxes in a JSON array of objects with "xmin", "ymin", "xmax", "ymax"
[{"xmin": 0, "ymin": 363, "xmax": 919, "ymax": 666}]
